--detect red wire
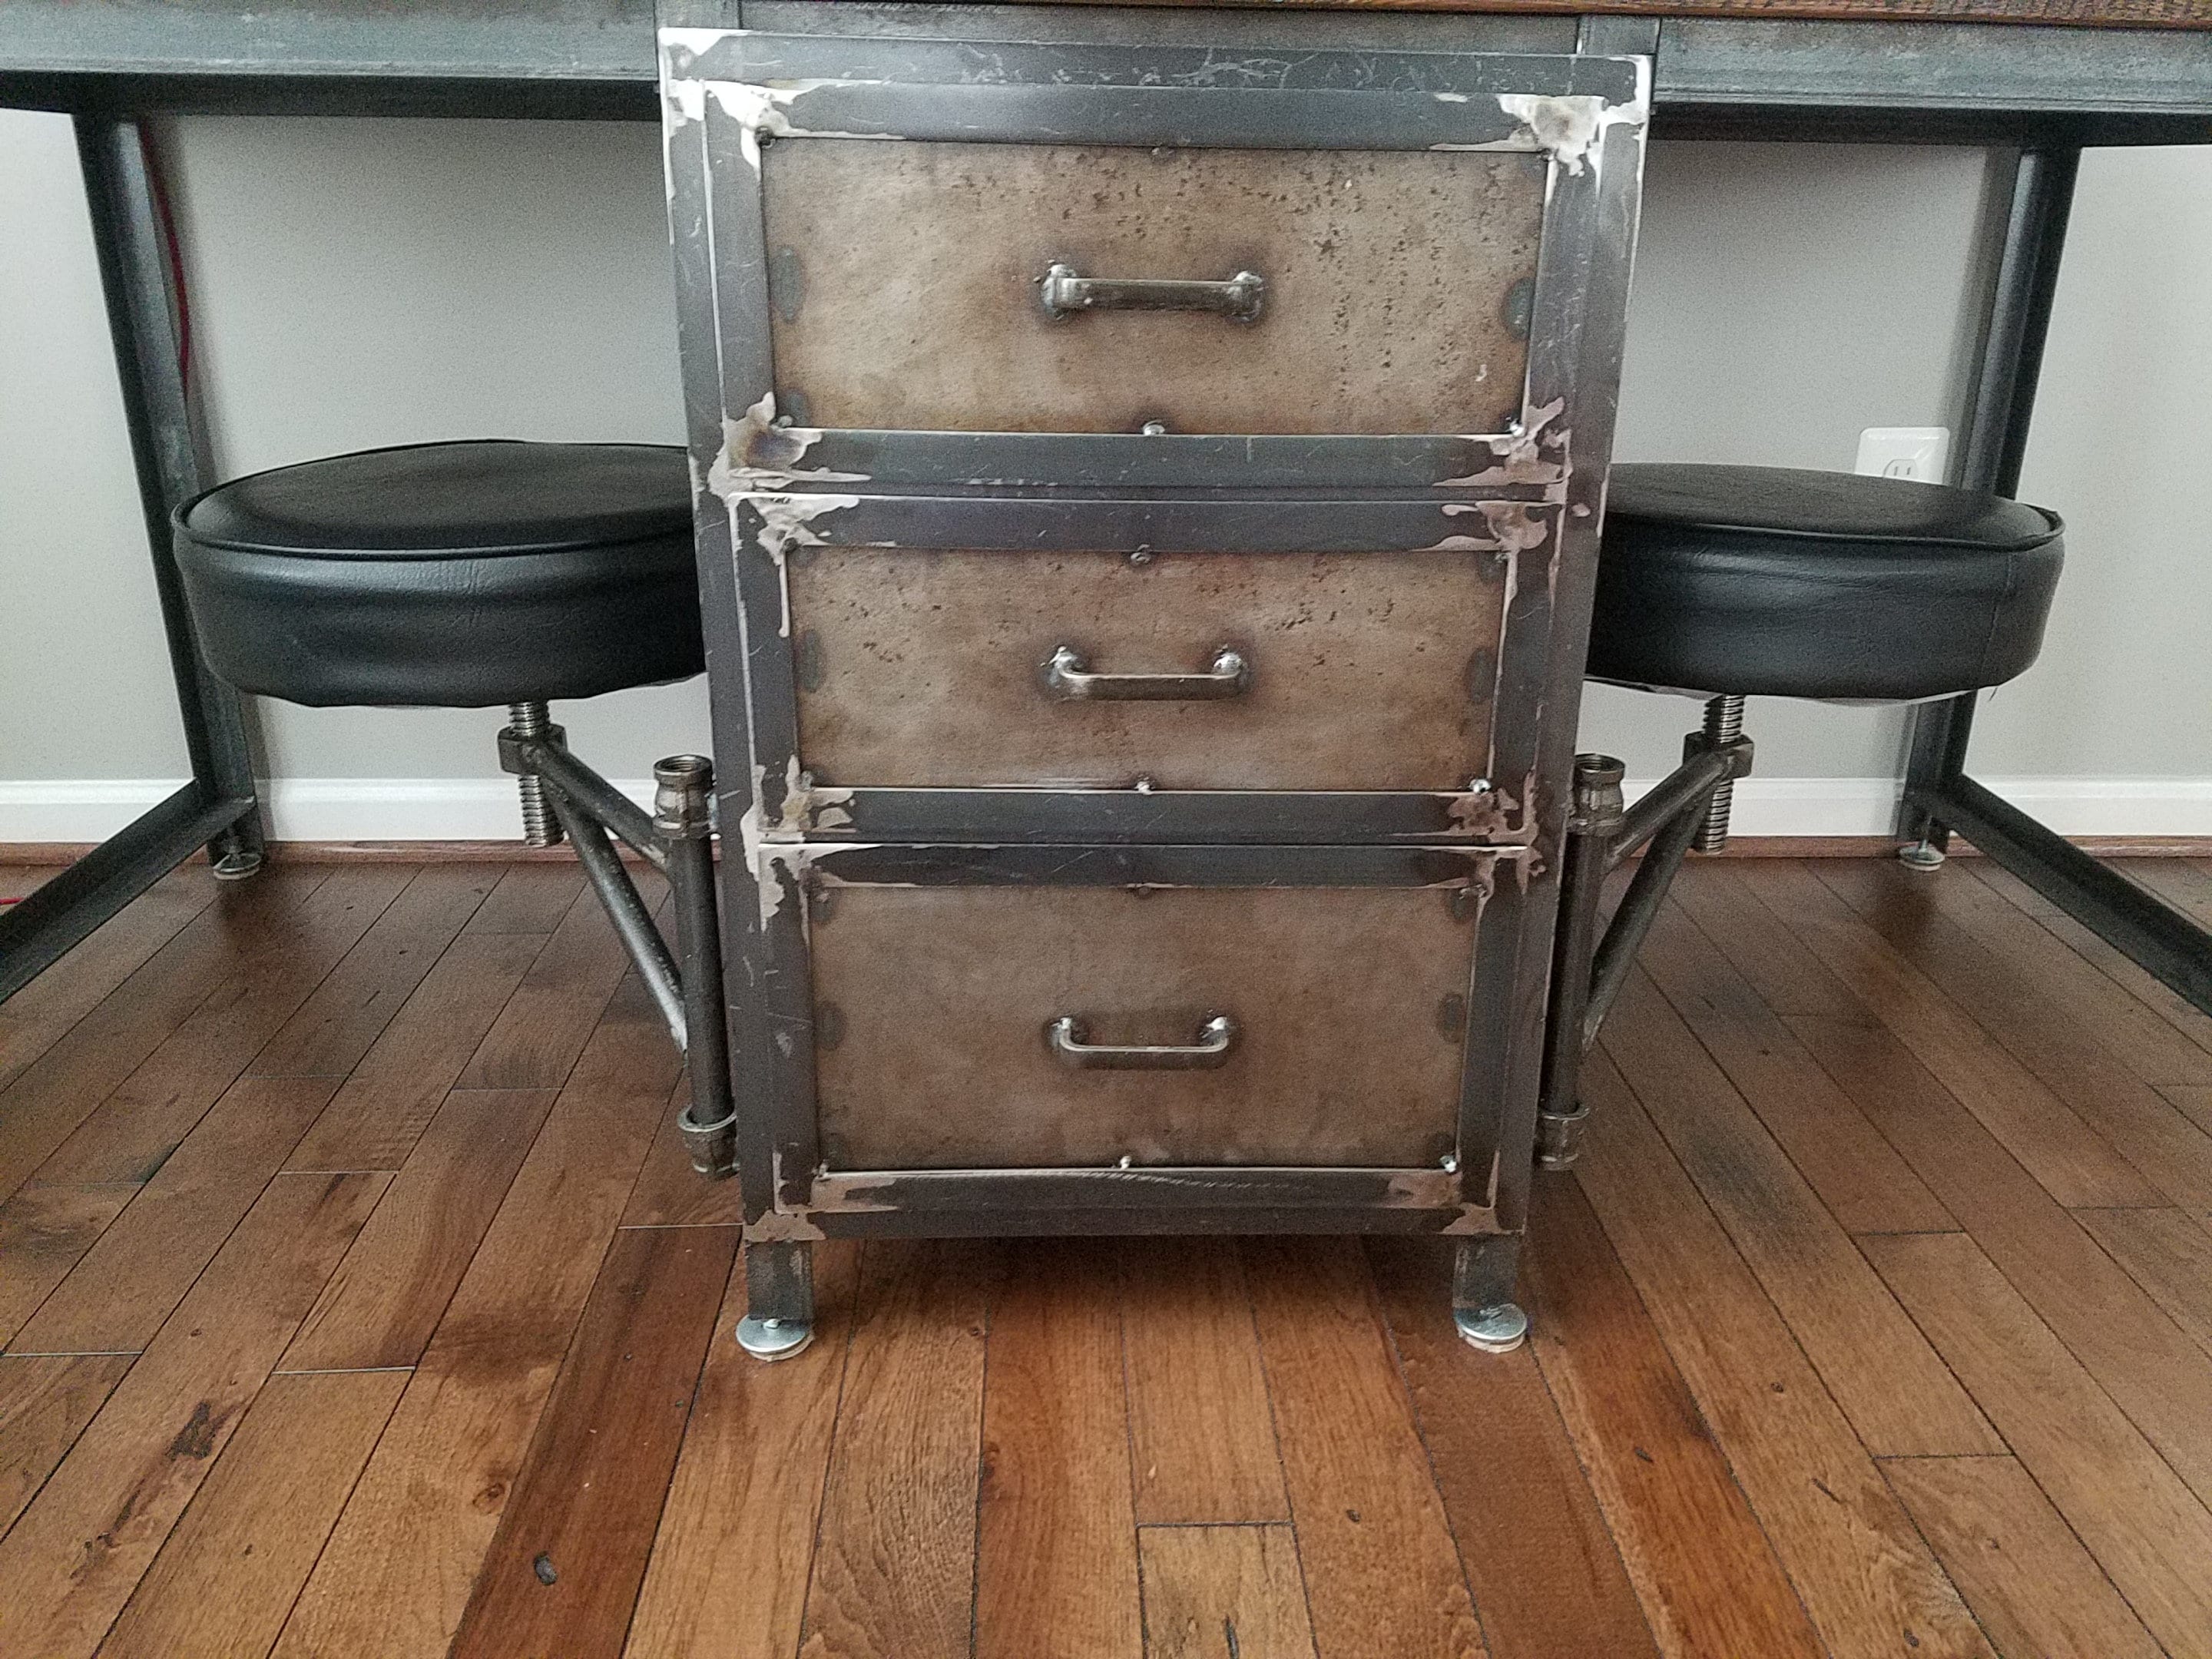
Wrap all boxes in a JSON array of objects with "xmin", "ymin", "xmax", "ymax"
[{"xmin": 138, "ymin": 125, "xmax": 192, "ymax": 389}]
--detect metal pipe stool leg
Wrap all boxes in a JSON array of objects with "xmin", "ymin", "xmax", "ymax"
[
  {"xmin": 1535, "ymin": 707, "xmax": 1754, "ymax": 1176},
  {"xmin": 658, "ymin": 757, "xmax": 738, "ymax": 1178},
  {"xmin": 1537, "ymin": 755, "xmax": 1625, "ymax": 1170},
  {"xmin": 505, "ymin": 700, "xmax": 565, "ymax": 849}
]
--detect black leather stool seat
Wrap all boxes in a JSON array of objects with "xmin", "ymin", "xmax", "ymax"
[
  {"xmin": 1588, "ymin": 464, "xmax": 2065, "ymax": 702},
  {"xmin": 174, "ymin": 440, "xmax": 701, "ymax": 708}
]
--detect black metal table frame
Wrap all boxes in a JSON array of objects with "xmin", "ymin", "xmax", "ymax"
[{"xmin": 3, "ymin": 5, "xmax": 2210, "ymax": 1015}]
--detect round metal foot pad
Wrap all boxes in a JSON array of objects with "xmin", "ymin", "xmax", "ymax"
[
  {"xmin": 736, "ymin": 1315, "xmax": 814, "ymax": 1363},
  {"xmin": 1455, "ymin": 1302, "xmax": 1530, "ymax": 1354},
  {"xmin": 211, "ymin": 849, "xmax": 265, "ymax": 882},
  {"xmin": 1897, "ymin": 840, "xmax": 1946, "ymax": 871}
]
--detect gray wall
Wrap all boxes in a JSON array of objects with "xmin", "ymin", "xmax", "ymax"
[{"xmin": 3, "ymin": 112, "xmax": 2207, "ymax": 832}]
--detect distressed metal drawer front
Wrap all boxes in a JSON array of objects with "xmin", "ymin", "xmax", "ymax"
[
  {"xmin": 811, "ymin": 886, "xmax": 1475, "ymax": 1171},
  {"xmin": 790, "ymin": 546, "xmax": 1507, "ymax": 792},
  {"xmin": 761, "ymin": 141, "xmax": 1545, "ymax": 438}
]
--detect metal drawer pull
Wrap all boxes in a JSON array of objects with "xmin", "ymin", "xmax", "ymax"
[
  {"xmin": 1047, "ymin": 1014, "xmax": 1239, "ymax": 1071},
  {"xmin": 1045, "ymin": 644, "xmax": 1250, "ymax": 702},
  {"xmin": 1038, "ymin": 262, "xmax": 1267, "ymax": 323}
]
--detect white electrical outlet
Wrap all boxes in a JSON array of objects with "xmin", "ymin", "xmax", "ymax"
[{"xmin": 1855, "ymin": 427, "xmax": 1952, "ymax": 483}]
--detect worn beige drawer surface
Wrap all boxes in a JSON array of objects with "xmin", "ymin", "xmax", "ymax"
[
  {"xmin": 790, "ymin": 547, "xmax": 1506, "ymax": 791},
  {"xmin": 810, "ymin": 886, "xmax": 1475, "ymax": 1170},
  {"xmin": 760, "ymin": 141, "xmax": 1547, "ymax": 435}
]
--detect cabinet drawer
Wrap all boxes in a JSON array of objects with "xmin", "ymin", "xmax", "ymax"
[
  {"xmin": 791, "ymin": 546, "xmax": 1507, "ymax": 792},
  {"xmin": 761, "ymin": 141, "xmax": 1545, "ymax": 437},
  {"xmin": 810, "ymin": 886, "xmax": 1475, "ymax": 1171}
]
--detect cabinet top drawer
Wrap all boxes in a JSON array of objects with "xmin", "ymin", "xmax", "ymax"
[
  {"xmin": 763, "ymin": 141, "xmax": 1545, "ymax": 439},
  {"xmin": 663, "ymin": 29, "xmax": 1649, "ymax": 492}
]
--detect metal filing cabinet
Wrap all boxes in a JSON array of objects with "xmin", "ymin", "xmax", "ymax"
[{"xmin": 657, "ymin": 3, "xmax": 1649, "ymax": 1358}]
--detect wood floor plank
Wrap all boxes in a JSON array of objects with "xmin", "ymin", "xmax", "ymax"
[
  {"xmin": 1246, "ymin": 1237, "xmax": 1487, "ymax": 1659},
  {"xmin": 1684, "ymin": 864, "xmax": 2212, "ymax": 1512},
  {"xmin": 8, "ymin": 1076, "xmax": 338, "ymax": 1356},
  {"xmin": 1637, "ymin": 903, "xmax": 1954, "ymax": 1234},
  {"xmin": 280, "ymin": 1088, "xmax": 558, "ymax": 1373},
  {"xmin": 1139, "ymin": 1525, "xmax": 1317, "ymax": 1659},
  {"xmin": 0, "ymin": 873, "xmax": 214, "ymax": 1093},
  {"xmin": 1966, "ymin": 859, "xmax": 2212, "ymax": 1061},
  {"xmin": 0, "ymin": 1185, "xmax": 137, "ymax": 1349},
  {"xmin": 1576, "ymin": 1051, "xmax": 1992, "ymax": 1659},
  {"xmin": 0, "ymin": 1171, "xmax": 384, "ymax": 1659},
  {"xmin": 284, "ymin": 930, "xmax": 545, "ymax": 1173},
  {"xmin": 1670, "ymin": 863, "xmax": 1863, "ymax": 1021},
  {"xmin": 455, "ymin": 879, "xmax": 642, "ymax": 1091},
  {"xmin": 0, "ymin": 1353, "xmax": 133, "ymax": 1535},
  {"xmin": 1522, "ymin": 1174, "xmax": 1827, "ymax": 1659},
  {"xmin": 798, "ymin": 1240, "xmax": 994, "ymax": 1659},
  {"xmin": 624, "ymin": 1241, "xmax": 861, "ymax": 1659},
  {"xmin": 619, "ymin": 1075, "xmax": 743, "ymax": 1228},
  {"xmin": 1879, "ymin": 1454, "xmax": 2164, "ymax": 1659},
  {"xmin": 2125, "ymin": 858, "xmax": 2212, "ymax": 930},
  {"xmin": 98, "ymin": 1369, "xmax": 409, "ymax": 1659},
  {"xmin": 462, "ymin": 863, "xmax": 584, "ymax": 935},
  {"xmin": 2164, "ymin": 1084, "xmax": 2212, "ymax": 1141},
  {"xmin": 1864, "ymin": 1231, "xmax": 2212, "ymax": 1658},
  {"xmin": 1602, "ymin": 964, "xmax": 1998, "ymax": 1458},
  {"xmin": 0, "ymin": 867, "xmax": 333, "ymax": 1207},
  {"xmin": 268, "ymin": 977, "xmax": 680, "ymax": 1659},
  {"xmin": 1724, "ymin": 862, "xmax": 2160, "ymax": 1208},
  {"xmin": 450, "ymin": 1224, "xmax": 738, "ymax": 1659},
  {"xmin": 975, "ymin": 1238, "xmax": 1142, "ymax": 1659},
  {"xmin": 1922, "ymin": 860, "xmax": 2212, "ymax": 1087},
  {"xmin": 1819, "ymin": 859, "xmax": 2212, "ymax": 1211},
  {"xmin": 2075, "ymin": 1205, "xmax": 2212, "ymax": 1360},
  {"xmin": 28, "ymin": 866, "xmax": 410, "ymax": 1189},
  {"xmin": 1785, "ymin": 1013, "xmax": 2212, "ymax": 1512},
  {"xmin": 247, "ymin": 863, "xmax": 496, "ymax": 1078},
  {"xmin": 1369, "ymin": 1236, "xmax": 1657, "ymax": 1659},
  {"xmin": 1122, "ymin": 1237, "xmax": 1289, "ymax": 1526}
]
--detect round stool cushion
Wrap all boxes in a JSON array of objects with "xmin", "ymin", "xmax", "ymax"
[
  {"xmin": 174, "ymin": 440, "xmax": 701, "ymax": 708},
  {"xmin": 1588, "ymin": 464, "xmax": 2065, "ymax": 702}
]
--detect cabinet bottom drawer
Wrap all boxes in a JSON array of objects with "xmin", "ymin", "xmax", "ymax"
[{"xmin": 809, "ymin": 885, "xmax": 1476, "ymax": 1171}]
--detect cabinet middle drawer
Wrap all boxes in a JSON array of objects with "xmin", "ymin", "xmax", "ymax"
[{"xmin": 790, "ymin": 545, "xmax": 1507, "ymax": 792}]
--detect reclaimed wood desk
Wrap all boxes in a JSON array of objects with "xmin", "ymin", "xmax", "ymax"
[{"xmin": 2, "ymin": 5, "xmax": 2209, "ymax": 1341}]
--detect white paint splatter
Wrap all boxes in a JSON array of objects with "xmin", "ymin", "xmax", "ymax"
[
  {"xmin": 708, "ymin": 393, "xmax": 868, "ymax": 495},
  {"xmin": 659, "ymin": 62, "xmax": 903, "ymax": 171},
  {"xmin": 1495, "ymin": 93, "xmax": 1643, "ymax": 178},
  {"xmin": 1435, "ymin": 398, "xmax": 1569, "ymax": 492}
]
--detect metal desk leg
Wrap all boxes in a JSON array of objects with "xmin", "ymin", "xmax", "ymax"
[
  {"xmin": 1898, "ymin": 148, "xmax": 2212, "ymax": 1016},
  {"xmin": 0, "ymin": 118, "xmax": 261, "ymax": 1004},
  {"xmin": 1901, "ymin": 147, "xmax": 2077, "ymax": 864}
]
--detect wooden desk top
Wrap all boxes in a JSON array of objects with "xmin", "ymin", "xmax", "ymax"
[
  {"xmin": 1, "ymin": 0, "xmax": 2207, "ymax": 132},
  {"xmin": 1058, "ymin": 0, "xmax": 2205, "ymax": 23},
  {"xmin": 1049, "ymin": 0, "xmax": 2207, "ymax": 26}
]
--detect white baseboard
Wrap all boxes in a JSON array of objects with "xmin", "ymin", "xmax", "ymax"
[
  {"xmin": 1626, "ymin": 776, "xmax": 1902, "ymax": 838},
  {"xmin": 1624, "ymin": 775, "xmax": 2212, "ymax": 839},
  {"xmin": 6, "ymin": 774, "xmax": 2212, "ymax": 845},
  {"xmin": 0, "ymin": 777, "xmax": 655, "ymax": 844}
]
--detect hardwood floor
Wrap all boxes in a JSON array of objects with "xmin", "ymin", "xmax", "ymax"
[{"xmin": 5, "ymin": 855, "xmax": 2212, "ymax": 1657}]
